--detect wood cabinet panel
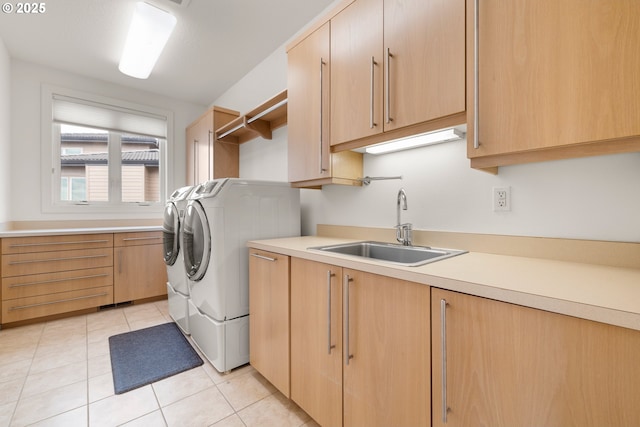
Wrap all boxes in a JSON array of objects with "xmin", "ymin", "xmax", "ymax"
[
  {"xmin": 114, "ymin": 242, "xmax": 167, "ymax": 303},
  {"xmin": 186, "ymin": 107, "xmax": 240, "ymax": 185},
  {"xmin": 2, "ymin": 234, "xmax": 113, "ymax": 254},
  {"xmin": 2, "ymin": 286, "xmax": 113, "ymax": 323},
  {"xmin": 432, "ymin": 288, "xmax": 640, "ymax": 426},
  {"xmin": 342, "ymin": 268, "xmax": 430, "ymax": 427},
  {"xmin": 330, "ymin": 0, "xmax": 384, "ymax": 146},
  {"xmin": 290, "ymin": 258, "xmax": 430, "ymax": 427},
  {"xmin": 2, "ymin": 248, "xmax": 113, "ymax": 278},
  {"xmin": 249, "ymin": 250, "xmax": 290, "ymax": 397},
  {"xmin": 383, "ymin": 0, "xmax": 465, "ymax": 132},
  {"xmin": 288, "ymin": 22, "xmax": 332, "ymax": 184},
  {"xmin": 114, "ymin": 231, "xmax": 163, "ymax": 247},
  {"xmin": 467, "ymin": 0, "xmax": 640, "ymax": 169},
  {"xmin": 290, "ymin": 258, "xmax": 343, "ymax": 427},
  {"xmin": 2, "ymin": 266, "xmax": 113, "ymax": 299}
]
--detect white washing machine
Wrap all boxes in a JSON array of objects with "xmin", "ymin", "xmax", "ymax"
[
  {"xmin": 182, "ymin": 178, "xmax": 300, "ymax": 372},
  {"xmin": 163, "ymin": 185, "xmax": 196, "ymax": 334}
]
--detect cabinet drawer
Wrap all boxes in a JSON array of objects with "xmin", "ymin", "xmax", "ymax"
[
  {"xmin": 2, "ymin": 267, "xmax": 113, "ymax": 300},
  {"xmin": 2, "ymin": 248, "xmax": 113, "ymax": 277},
  {"xmin": 114, "ymin": 231, "xmax": 163, "ymax": 247},
  {"xmin": 2, "ymin": 286, "xmax": 113, "ymax": 323},
  {"xmin": 2, "ymin": 234, "xmax": 113, "ymax": 254}
]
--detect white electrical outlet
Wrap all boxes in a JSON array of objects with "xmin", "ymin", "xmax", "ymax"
[{"xmin": 493, "ymin": 186, "xmax": 511, "ymax": 211}]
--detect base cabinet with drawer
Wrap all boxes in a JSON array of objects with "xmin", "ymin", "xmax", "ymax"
[
  {"xmin": 114, "ymin": 231, "xmax": 167, "ymax": 304},
  {"xmin": 1, "ymin": 234, "xmax": 114, "ymax": 323},
  {"xmin": 432, "ymin": 288, "xmax": 640, "ymax": 426},
  {"xmin": 290, "ymin": 258, "xmax": 430, "ymax": 427}
]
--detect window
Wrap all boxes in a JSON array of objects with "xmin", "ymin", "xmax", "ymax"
[{"xmin": 42, "ymin": 86, "xmax": 172, "ymax": 213}]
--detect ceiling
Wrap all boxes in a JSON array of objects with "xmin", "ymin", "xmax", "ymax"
[{"xmin": 0, "ymin": 0, "xmax": 334, "ymax": 106}]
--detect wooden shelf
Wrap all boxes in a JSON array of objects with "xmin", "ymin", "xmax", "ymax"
[{"xmin": 215, "ymin": 90, "xmax": 288, "ymax": 144}]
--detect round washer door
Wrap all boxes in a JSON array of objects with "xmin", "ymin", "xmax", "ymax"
[
  {"xmin": 162, "ymin": 202, "xmax": 180, "ymax": 266},
  {"xmin": 182, "ymin": 200, "xmax": 210, "ymax": 282}
]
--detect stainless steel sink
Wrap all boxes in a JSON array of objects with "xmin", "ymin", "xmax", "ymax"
[{"xmin": 309, "ymin": 241, "xmax": 467, "ymax": 267}]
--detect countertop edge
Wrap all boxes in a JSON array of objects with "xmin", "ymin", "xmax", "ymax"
[
  {"xmin": 248, "ymin": 236, "xmax": 640, "ymax": 332},
  {"xmin": 0, "ymin": 226, "xmax": 163, "ymax": 238}
]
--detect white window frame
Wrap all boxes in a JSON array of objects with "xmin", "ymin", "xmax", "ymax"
[{"xmin": 41, "ymin": 85, "xmax": 173, "ymax": 214}]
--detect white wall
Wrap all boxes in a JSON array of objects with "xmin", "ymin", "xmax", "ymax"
[
  {"xmin": 215, "ymin": 43, "xmax": 640, "ymax": 243},
  {"xmin": 10, "ymin": 59, "xmax": 205, "ymax": 221},
  {"xmin": 0, "ymin": 38, "xmax": 10, "ymax": 224}
]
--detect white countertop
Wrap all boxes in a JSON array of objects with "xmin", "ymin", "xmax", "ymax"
[
  {"xmin": 248, "ymin": 236, "xmax": 640, "ymax": 332},
  {"xmin": 0, "ymin": 225, "xmax": 162, "ymax": 238}
]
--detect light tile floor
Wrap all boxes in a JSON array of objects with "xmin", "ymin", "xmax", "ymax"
[{"xmin": 0, "ymin": 300, "xmax": 320, "ymax": 427}]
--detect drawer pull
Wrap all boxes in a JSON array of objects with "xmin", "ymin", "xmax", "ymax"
[
  {"xmin": 9, "ymin": 292, "xmax": 109, "ymax": 311},
  {"xmin": 121, "ymin": 237, "xmax": 162, "ymax": 242},
  {"xmin": 9, "ymin": 239, "xmax": 110, "ymax": 248},
  {"xmin": 250, "ymin": 253, "xmax": 277, "ymax": 262},
  {"xmin": 8, "ymin": 273, "xmax": 110, "ymax": 288},
  {"xmin": 9, "ymin": 254, "xmax": 108, "ymax": 265}
]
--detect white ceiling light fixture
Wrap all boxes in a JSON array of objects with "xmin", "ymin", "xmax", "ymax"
[
  {"xmin": 118, "ymin": 2, "xmax": 177, "ymax": 79},
  {"xmin": 365, "ymin": 128, "xmax": 466, "ymax": 155}
]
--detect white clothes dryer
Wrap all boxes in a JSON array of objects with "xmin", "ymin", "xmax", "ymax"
[
  {"xmin": 163, "ymin": 185, "xmax": 196, "ymax": 334},
  {"xmin": 182, "ymin": 178, "xmax": 300, "ymax": 372}
]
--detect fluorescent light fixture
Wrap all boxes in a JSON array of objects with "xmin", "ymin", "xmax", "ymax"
[
  {"xmin": 365, "ymin": 128, "xmax": 465, "ymax": 155},
  {"xmin": 118, "ymin": 2, "xmax": 177, "ymax": 79}
]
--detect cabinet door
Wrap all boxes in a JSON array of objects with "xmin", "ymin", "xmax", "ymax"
[
  {"xmin": 114, "ymin": 237, "xmax": 167, "ymax": 303},
  {"xmin": 468, "ymin": 0, "xmax": 640, "ymax": 160},
  {"xmin": 384, "ymin": 0, "xmax": 465, "ymax": 131},
  {"xmin": 290, "ymin": 258, "xmax": 343, "ymax": 427},
  {"xmin": 186, "ymin": 111, "xmax": 212, "ymax": 185},
  {"xmin": 343, "ymin": 269, "xmax": 430, "ymax": 427},
  {"xmin": 249, "ymin": 250, "xmax": 290, "ymax": 397},
  {"xmin": 432, "ymin": 288, "xmax": 640, "ymax": 427},
  {"xmin": 330, "ymin": 0, "xmax": 383, "ymax": 146},
  {"xmin": 287, "ymin": 22, "xmax": 331, "ymax": 183}
]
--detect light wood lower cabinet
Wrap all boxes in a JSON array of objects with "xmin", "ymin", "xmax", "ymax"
[
  {"xmin": 290, "ymin": 259, "xmax": 343, "ymax": 427},
  {"xmin": 290, "ymin": 258, "xmax": 430, "ymax": 427},
  {"xmin": 432, "ymin": 288, "xmax": 640, "ymax": 427},
  {"xmin": 1, "ymin": 234, "xmax": 114, "ymax": 323},
  {"xmin": 248, "ymin": 249, "xmax": 291, "ymax": 397},
  {"xmin": 114, "ymin": 231, "xmax": 166, "ymax": 304}
]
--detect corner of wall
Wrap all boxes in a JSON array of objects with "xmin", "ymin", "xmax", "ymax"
[{"xmin": 0, "ymin": 36, "xmax": 11, "ymax": 223}]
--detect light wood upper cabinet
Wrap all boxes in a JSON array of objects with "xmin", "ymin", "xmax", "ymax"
[
  {"xmin": 288, "ymin": 22, "xmax": 331, "ymax": 184},
  {"xmin": 186, "ymin": 106, "xmax": 239, "ymax": 185},
  {"xmin": 287, "ymin": 21, "xmax": 363, "ymax": 188},
  {"xmin": 290, "ymin": 257, "xmax": 430, "ymax": 427},
  {"xmin": 383, "ymin": 0, "xmax": 465, "ymax": 132},
  {"xmin": 330, "ymin": 0, "xmax": 384, "ymax": 145},
  {"xmin": 248, "ymin": 249, "xmax": 291, "ymax": 397},
  {"xmin": 467, "ymin": 0, "xmax": 640, "ymax": 171},
  {"xmin": 330, "ymin": 0, "xmax": 466, "ymax": 148},
  {"xmin": 432, "ymin": 288, "xmax": 640, "ymax": 426}
]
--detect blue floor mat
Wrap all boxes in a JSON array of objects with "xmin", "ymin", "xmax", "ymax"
[{"xmin": 109, "ymin": 322, "xmax": 203, "ymax": 394}]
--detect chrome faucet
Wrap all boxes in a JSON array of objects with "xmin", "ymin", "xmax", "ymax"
[{"xmin": 396, "ymin": 188, "xmax": 412, "ymax": 246}]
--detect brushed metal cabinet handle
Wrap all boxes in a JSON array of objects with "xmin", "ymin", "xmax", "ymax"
[
  {"xmin": 9, "ymin": 292, "xmax": 109, "ymax": 311},
  {"xmin": 344, "ymin": 274, "xmax": 354, "ymax": 365},
  {"xmin": 385, "ymin": 48, "xmax": 393, "ymax": 124},
  {"xmin": 250, "ymin": 253, "xmax": 277, "ymax": 262},
  {"xmin": 319, "ymin": 57, "xmax": 327, "ymax": 174},
  {"xmin": 370, "ymin": 56, "xmax": 377, "ymax": 129},
  {"xmin": 441, "ymin": 298, "xmax": 449, "ymax": 423},
  {"xmin": 473, "ymin": 0, "xmax": 480, "ymax": 149},
  {"xmin": 327, "ymin": 270, "xmax": 336, "ymax": 354},
  {"xmin": 9, "ymin": 254, "xmax": 108, "ymax": 265}
]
